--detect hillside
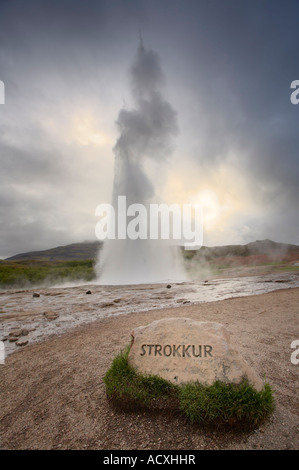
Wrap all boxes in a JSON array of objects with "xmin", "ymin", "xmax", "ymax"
[
  {"xmin": 5, "ymin": 241, "xmax": 103, "ymax": 262},
  {"xmin": 186, "ymin": 239, "xmax": 299, "ymax": 264},
  {"xmin": 183, "ymin": 239, "xmax": 299, "ymax": 274}
]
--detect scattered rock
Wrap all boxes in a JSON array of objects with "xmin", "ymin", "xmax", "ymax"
[
  {"xmin": 16, "ymin": 339, "xmax": 28, "ymax": 347},
  {"xmin": 86, "ymin": 290, "xmax": 92, "ymax": 295},
  {"xmin": 166, "ymin": 284, "xmax": 171, "ymax": 289},
  {"xmin": 8, "ymin": 328, "xmax": 29, "ymax": 338},
  {"xmin": 9, "ymin": 330, "xmax": 22, "ymax": 337},
  {"xmin": 99, "ymin": 302, "xmax": 115, "ymax": 308},
  {"xmin": 129, "ymin": 317, "xmax": 263, "ymax": 390},
  {"xmin": 33, "ymin": 293, "xmax": 40, "ymax": 298},
  {"xmin": 43, "ymin": 311, "xmax": 59, "ymax": 321},
  {"xmin": 9, "ymin": 337, "xmax": 18, "ymax": 342}
]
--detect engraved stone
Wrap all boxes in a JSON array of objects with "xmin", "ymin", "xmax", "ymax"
[{"xmin": 128, "ymin": 317, "xmax": 263, "ymax": 390}]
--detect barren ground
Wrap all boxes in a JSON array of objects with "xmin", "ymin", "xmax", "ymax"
[{"xmin": 0, "ymin": 287, "xmax": 298, "ymax": 450}]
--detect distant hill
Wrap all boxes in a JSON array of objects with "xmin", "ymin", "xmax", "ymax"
[
  {"xmin": 5, "ymin": 241, "xmax": 102, "ymax": 262},
  {"xmin": 186, "ymin": 239, "xmax": 299, "ymax": 267},
  {"xmin": 196, "ymin": 239, "xmax": 299, "ymax": 259},
  {"xmin": 4, "ymin": 239, "xmax": 299, "ymax": 263}
]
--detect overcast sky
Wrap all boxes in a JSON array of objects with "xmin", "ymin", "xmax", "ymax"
[{"xmin": 0, "ymin": 0, "xmax": 298, "ymax": 258}]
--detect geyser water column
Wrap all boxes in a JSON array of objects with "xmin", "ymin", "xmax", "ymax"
[{"xmin": 96, "ymin": 41, "xmax": 187, "ymax": 284}]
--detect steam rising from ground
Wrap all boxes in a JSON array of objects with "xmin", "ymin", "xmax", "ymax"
[{"xmin": 96, "ymin": 41, "xmax": 186, "ymax": 284}]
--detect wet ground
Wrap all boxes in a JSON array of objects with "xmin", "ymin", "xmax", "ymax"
[{"xmin": 1, "ymin": 271, "xmax": 299, "ymax": 357}]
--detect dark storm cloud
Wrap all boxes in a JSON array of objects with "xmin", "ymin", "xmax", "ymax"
[{"xmin": 0, "ymin": 0, "xmax": 298, "ymax": 257}]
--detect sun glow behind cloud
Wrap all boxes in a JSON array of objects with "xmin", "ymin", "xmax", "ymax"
[
  {"xmin": 40, "ymin": 106, "xmax": 115, "ymax": 149},
  {"xmin": 160, "ymin": 156, "xmax": 264, "ymax": 245},
  {"xmin": 70, "ymin": 112, "xmax": 113, "ymax": 148}
]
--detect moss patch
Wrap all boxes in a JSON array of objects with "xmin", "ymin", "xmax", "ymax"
[{"xmin": 104, "ymin": 346, "xmax": 275, "ymax": 428}]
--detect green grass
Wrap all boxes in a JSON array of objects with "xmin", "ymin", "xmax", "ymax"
[
  {"xmin": 178, "ymin": 380, "xmax": 274, "ymax": 426},
  {"xmin": 271, "ymin": 265, "xmax": 299, "ymax": 272},
  {"xmin": 0, "ymin": 259, "xmax": 96, "ymax": 288},
  {"xmin": 104, "ymin": 346, "xmax": 174, "ymax": 407},
  {"xmin": 104, "ymin": 347, "xmax": 275, "ymax": 428}
]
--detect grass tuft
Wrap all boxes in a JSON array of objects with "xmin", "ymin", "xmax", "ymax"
[
  {"xmin": 104, "ymin": 346, "xmax": 174, "ymax": 407},
  {"xmin": 178, "ymin": 380, "xmax": 274, "ymax": 426}
]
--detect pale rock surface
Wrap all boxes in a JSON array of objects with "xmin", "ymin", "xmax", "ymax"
[{"xmin": 128, "ymin": 317, "xmax": 263, "ymax": 390}]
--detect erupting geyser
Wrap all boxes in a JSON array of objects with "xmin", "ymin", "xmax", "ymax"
[{"xmin": 96, "ymin": 40, "xmax": 187, "ymax": 284}]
